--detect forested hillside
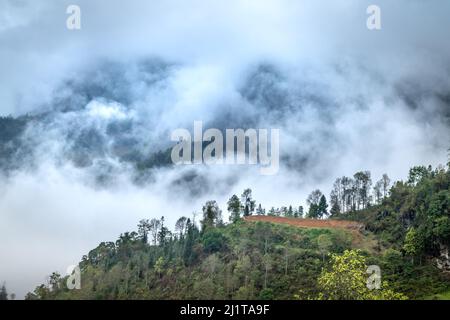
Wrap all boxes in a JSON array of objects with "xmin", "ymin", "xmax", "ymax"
[{"xmin": 24, "ymin": 161, "xmax": 450, "ymax": 300}]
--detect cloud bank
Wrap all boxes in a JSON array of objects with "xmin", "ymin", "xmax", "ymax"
[{"xmin": 0, "ymin": 0, "xmax": 449, "ymax": 297}]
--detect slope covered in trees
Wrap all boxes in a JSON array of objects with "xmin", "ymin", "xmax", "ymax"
[{"xmin": 26, "ymin": 161, "xmax": 450, "ymax": 300}]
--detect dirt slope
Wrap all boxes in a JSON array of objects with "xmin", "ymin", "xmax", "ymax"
[
  {"xmin": 244, "ymin": 216, "xmax": 364, "ymax": 231},
  {"xmin": 244, "ymin": 216, "xmax": 379, "ymax": 252}
]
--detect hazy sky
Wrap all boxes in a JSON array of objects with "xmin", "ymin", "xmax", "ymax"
[{"xmin": 0, "ymin": 0, "xmax": 449, "ymax": 298}]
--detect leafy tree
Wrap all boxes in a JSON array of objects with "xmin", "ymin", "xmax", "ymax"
[
  {"xmin": 227, "ymin": 195, "xmax": 242, "ymax": 223},
  {"xmin": 49, "ymin": 272, "xmax": 61, "ymax": 291},
  {"xmin": 306, "ymin": 190, "xmax": 323, "ymax": 219},
  {"xmin": 201, "ymin": 200, "xmax": 222, "ymax": 231},
  {"xmin": 241, "ymin": 189, "xmax": 256, "ymax": 216},
  {"xmin": 259, "ymin": 288, "xmax": 274, "ymax": 300},
  {"xmin": 154, "ymin": 257, "xmax": 165, "ymax": 278},
  {"xmin": 307, "ymin": 189, "xmax": 322, "ymax": 206},
  {"xmin": 317, "ymin": 250, "xmax": 407, "ymax": 300},
  {"xmin": 31, "ymin": 284, "xmax": 50, "ymax": 300},
  {"xmin": 373, "ymin": 180, "xmax": 382, "ymax": 204},
  {"xmin": 403, "ymin": 227, "xmax": 424, "ymax": 264},
  {"xmin": 202, "ymin": 229, "xmax": 227, "ymax": 253},
  {"xmin": 175, "ymin": 216, "xmax": 188, "ymax": 238},
  {"xmin": 331, "ymin": 178, "xmax": 344, "ymax": 213},
  {"xmin": 149, "ymin": 218, "xmax": 161, "ymax": 245},
  {"xmin": 137, "ymin": 219, "xmax": 151, "ymax": 243},
  {"xmin": 432, "ymin": 216, "xmax": 450, "ymax": 244},
  {"xmin": 354, "ymin": 171, "xmax": 372, "ymax": 210},
  {"xmin": 407, "ymin": 166, "xmax": 430, "ymax": 186}
]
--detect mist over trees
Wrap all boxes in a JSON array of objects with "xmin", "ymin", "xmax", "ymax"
[{"xmin": 25, "ymin": 159, "xmax": 450, "ymax": 300}]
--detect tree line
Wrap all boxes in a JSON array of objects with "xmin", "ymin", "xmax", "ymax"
[{"xmin": 223, "ymin": 171, "xmax": 393, "ymax": 222}]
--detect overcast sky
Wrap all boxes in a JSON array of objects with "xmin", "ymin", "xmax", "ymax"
[{"xmin": 0, "ymin": 0, "xmax": 449, "ymax": 298}]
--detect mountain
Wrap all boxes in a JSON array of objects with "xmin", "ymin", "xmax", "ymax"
[{"xmin": 25, "ymin": 162, "xmax": 450, "ymax": 300}]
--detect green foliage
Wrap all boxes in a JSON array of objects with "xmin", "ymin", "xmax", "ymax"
[
  {"xmin": 306, "ymin": 189, "xmax": 323, "ymax": 219},
  {"xmin": 407, "ymin": 166, "xmax": 432, "ymax": 186},
  {"xmin": 202, "ymin": 229, "xmax": 228, "ymax": 253},
  {"xmin": 259, "ymin": 288, "xmax": 274, "ymax": 300},
  {"xmin": 317, "ymin": 234, "xmax": 333, "ymax": 263},
  {"xmin": 425, "ymin": 289, "xmax": 450, "ymax": 300},
  {"xmin": 227, "ymin": 195, "xmax": 242, "ymax": 223},
  {"xmin": 403, "ymin": 228, "xmax": 423, "ymax": 262},
  {"xmin": 201, "ymin": 200, "xmax": 222, "ymax": 231},
  {"xmin": 27, "ymin": 162, "xmax": 450, "ymax": 300},
  {"xmin": 306, "ymin": 192, "xmax": 329, "ymax": 219},
  {"xmin": 30, "ymin": 217, "xmax": 355, "ymax": 300},
  {"xmin": 317, "ymin": 250, "xmax": 407, "ymax": 300},
  {"xmin": 330, "ymin": 201, "xmax": 341, "ymax": 217},
  {"xmin": 347, "ymin": 166, "xmax": 450, "ymax": 256},
  {"xmin": 318, "ymin": 195, "xmax": 329, "ymax": 219},
  {"xmin": 154, "ymin": 257, "xmax": 165, "ymax": 277},
  {"xmin": 241, "ymin": 189, "xmax": 256, "ymax": 216}
]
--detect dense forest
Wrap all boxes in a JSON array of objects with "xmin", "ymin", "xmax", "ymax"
[{"xmin": 18, "ymin": 158, "xmax": 450, "ymax": 300}]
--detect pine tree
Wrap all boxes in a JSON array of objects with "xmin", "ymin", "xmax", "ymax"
[
  {"xmin": 318, "ymin": 195, "xmax": 329, "ymax": 219},
  {"xmin": 330, "ymin": 201, "xmax": 341, "ymax": 217},
  {"xmin": 183, "ymin": 218, "xmax": 199, "ymax": 265},
  {"xmin": 158, "ymin": 216, "xmax": 170, "ymax": 246}
]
